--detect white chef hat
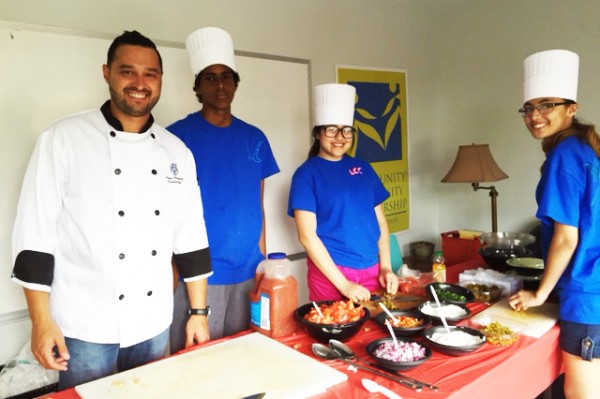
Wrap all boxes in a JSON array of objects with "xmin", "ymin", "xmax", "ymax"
[
  {"xmin": 523, "ymin": 49, "xmax": 579, "ymax": 104},
  {"xmin": 185, "ymin": 27, "xmax": 236, "ymax": 77},
  {"xmin": 313, "ymin": 83, "xmax": 356, "ymax": 127}
]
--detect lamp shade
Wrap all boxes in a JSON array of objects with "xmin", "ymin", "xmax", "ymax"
[{"xmin": 441, "ymin": 144, "xmax": 508, "ymax": 183}]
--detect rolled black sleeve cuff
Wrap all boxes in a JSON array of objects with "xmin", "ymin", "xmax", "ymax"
[
  {"xmin": 12, "ymin": 250, "xmax": 54, "ymax": 286},
  {"xmin": 174, "ymin": 248, "xmax": 212, "ymax": 280}
]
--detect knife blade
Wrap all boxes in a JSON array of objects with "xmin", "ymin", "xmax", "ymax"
[
  {"xmin": 241, "ymin": 393, "xmax": 266, "ymax": 399},
  {"xmin": 370, "ymin": 293, "xmax": 425, "ymax": 302}
]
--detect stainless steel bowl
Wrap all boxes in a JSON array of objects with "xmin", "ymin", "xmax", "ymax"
[{"xmin": 480, "ymin": 232, "xmax": 536, "ymax": 250}]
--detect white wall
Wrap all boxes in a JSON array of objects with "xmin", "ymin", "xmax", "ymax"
[
  {"xmin": 431, "ymin": 0, "xmax": 600, "ymax": 238},
  {"xmin": 2, "ymin": 0, "xmax": 600, "ymax": 363}
]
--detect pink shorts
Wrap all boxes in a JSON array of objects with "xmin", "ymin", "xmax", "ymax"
[{"xmin": 307, "ymin": 257, "xmax": 380, "ymax": 301}]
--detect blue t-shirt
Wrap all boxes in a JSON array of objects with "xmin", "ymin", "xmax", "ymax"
[
  {"xmin": 536, "ymin": 135, "xmax": 600, "ymax": 323},
  {"xmin": 168, "ymin": 112, "xmax": 279, "ymax": 284},
  {"xmin": 288, "ymin": 155, "xmax": 389, "ymax": 268}
]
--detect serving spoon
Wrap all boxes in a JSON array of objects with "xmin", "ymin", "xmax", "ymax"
[
  {"xmin": 329, "ymin": 339, "xmax": 438, "ymax": 391},
  {"xmin": 430, "ymin": 285, "xmax": 452, "ymax": 334},
  {"xmin": 311, "ymin": 343, "xmax": 422, "ymax": 391},
  {"xmin": 379, "ymin": 302, "xmax": 399, "ymax": 323}
]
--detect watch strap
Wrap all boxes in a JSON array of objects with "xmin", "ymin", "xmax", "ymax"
[{"xmin": 188, "ymin": 307, "xmax": 210, "ymax": 316}]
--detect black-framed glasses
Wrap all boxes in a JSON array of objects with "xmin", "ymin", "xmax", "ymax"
[
  {"xmin": 322, "ymin": 125, "xmax": 356, "ymax": 139},
  {"xmin": 518, "ymin": 102, "xmax": 571, "ymax": 117}
]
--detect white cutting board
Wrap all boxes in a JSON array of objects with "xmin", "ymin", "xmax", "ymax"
[
  {"xmin": 75, "ymin": 333, "xmax": 347, "ymax": 399},
  {"xmin": 471, "ymin": 298, "xmax": 558, "ymax": 338}
]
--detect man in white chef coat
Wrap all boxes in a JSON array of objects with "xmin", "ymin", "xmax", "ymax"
[{"xmin": 11, "ymin": 30, "xmax": 212, "ymax": 390}]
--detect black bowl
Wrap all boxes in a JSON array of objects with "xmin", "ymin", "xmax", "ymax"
[
  {"xmin": 294, "ymin": 301, "xmax": 370, "ymax": 343},
  {"xmin": 366, "ymin": 337, "xmax": 432, "ymax": 371},
  {"xmin": 479, "ymin": 247, "xmax": 529, "ymax": 272},
  {"xmin": 417, "ymin": 301, "xmax": 471, "ymax": 325},
  {"xmin": 373, "ymin": 309, "xmax": 432, "ymax": 338},
  {"xmin": 423, "ymin": 325, "xmax": 486, "ymax": 356},
  {"xmin": 426, "ymin": 283, "xmax": 475, "ymax": 305}
]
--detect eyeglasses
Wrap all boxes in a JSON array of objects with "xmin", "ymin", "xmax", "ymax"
[
  {"xmin": 321, "ymin": 125, "xmax": 356, "ymax": 139},
  {"xmin": 518, "ymin": 102, "xmax": 571, "ymax": 117}
]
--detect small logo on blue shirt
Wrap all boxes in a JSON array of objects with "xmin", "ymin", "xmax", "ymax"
[{"xmin": 349, "ymin": 166, "xmax": 362, "ymax": 175}]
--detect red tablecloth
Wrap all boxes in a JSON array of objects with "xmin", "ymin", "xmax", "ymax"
[{"xmin": 37, "ymin": 259, "xmax": 562, "ymax": 399}]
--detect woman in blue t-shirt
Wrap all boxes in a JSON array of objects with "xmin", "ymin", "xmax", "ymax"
[
  {"xmin": 509, "ymin": 50, "xmax": 600, "ymax": 398},
  {"xmin": 288, "ymin": 84, "xmax": 398, "ymax": 302}
]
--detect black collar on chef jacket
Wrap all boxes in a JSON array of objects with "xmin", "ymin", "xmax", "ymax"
[{"xmin": 100, "ymin": 100, "xmax": 155, "ymax": 134}]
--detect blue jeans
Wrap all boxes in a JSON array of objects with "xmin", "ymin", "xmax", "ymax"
[
  {"xmin": 560, "ymin": 320, "xmax": 600, "ymax": 361},
  {"xmin": 58, "ymin": 328, "xmax": 169, "ymax": 390}
]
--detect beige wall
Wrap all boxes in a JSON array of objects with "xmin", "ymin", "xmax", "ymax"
[
  {"xmin": 4, "ymin": 0, "xmax": 599, "ymax": 241},
  {"xmin": 1, "ymin": 0, "xmax": 600, "ymax": 362}
]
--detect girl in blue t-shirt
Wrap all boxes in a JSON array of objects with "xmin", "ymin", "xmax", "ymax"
[
  {"xmin": 509, "ymin": 50, "xmax": 600, "ymax": 398},
  {"xmin": 288, "ymin": 84, "xmax": 398, "ymax": 302}
]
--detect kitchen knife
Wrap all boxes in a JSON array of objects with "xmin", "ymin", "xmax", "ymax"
[{"xmin": 241, "ymin": 393, "xmax": 266, "ymax": 399}]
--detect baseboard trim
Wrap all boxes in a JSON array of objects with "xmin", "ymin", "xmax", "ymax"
[{"xmin": 0, "ymin": 309, "xmax": 29, "ymax": 327}]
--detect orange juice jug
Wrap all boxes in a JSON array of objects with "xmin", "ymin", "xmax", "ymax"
[{"xmin": 250, "ymin": 253, "xmax": 298, "ymax": 338}]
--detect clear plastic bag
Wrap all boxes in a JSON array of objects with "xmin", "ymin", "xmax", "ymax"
[{"xmin": 0, "ymin": 341, "xmax": 58, "ymax": 398}]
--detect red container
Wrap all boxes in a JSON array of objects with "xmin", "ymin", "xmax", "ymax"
[{"xmin": 441, "ymin": 231, "xmax": 482, "ymax": 266}]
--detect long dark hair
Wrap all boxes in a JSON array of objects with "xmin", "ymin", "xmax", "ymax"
[
  {"xmin": 542, "ymin": 117, "xmax": 600, "ymax": 157},
  {"xmin": 307, "ymin": 126, "xmax": 322, "ymax": 159}
]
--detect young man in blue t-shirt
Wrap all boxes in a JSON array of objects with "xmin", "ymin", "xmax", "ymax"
[{"xmin": 168, "ymin": 27, "xmax": 279, "ymax": 351}]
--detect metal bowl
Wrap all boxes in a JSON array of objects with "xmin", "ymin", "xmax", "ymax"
[
  {"xmin": 366, "ymin": 337, "xmax": 432, "ymax": 371},
  {"xmin": 294, "ymin": 301, "xmax": 369, "ymax": 343},
  {"xmin": 480, "ymin": 232, "xmax": 536, "ymax": 250},
  {"xmin": 423, "ymin": 325, "xmax": 486, "ymax": 356}
]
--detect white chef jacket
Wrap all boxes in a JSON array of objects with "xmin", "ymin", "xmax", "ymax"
[{"xmin": 12, "ymin": 108, "xmax": 211, "ymax": 347}]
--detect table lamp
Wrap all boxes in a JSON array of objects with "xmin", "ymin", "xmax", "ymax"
[{"xmin": 441, "ymin": 143, "xmax": 508, "ymax": 232}]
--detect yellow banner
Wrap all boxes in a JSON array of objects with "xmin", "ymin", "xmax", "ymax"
[{"xmin": 337, "ymin": 66, "xmax": 409, "ymax": 232}]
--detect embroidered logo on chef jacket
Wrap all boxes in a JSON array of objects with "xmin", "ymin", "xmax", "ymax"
[{"xmin": 166, "ymin": 163, "xmax": 183, "ymax": 184}]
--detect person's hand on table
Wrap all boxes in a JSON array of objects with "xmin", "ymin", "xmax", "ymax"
[{"xmin": 509, "ymin": 289, "xmax": 547, "ymax": 312}]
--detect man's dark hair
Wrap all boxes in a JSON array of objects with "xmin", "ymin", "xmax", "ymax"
[{"xmin": 107, "ymin": 30, "xmax": 163, "ymax": 71}]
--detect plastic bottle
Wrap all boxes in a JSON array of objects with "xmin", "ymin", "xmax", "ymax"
[
  {"xmin": 432, "ymin": 251, "xmax": 446, "ymax": 283},
  {"xmin": 250, "ymin": 252, "xmax": 298, "ymax": 338}
]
